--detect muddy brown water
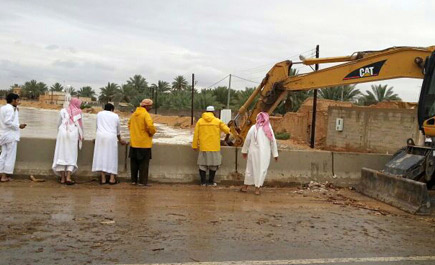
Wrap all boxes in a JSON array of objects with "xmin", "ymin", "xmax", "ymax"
[
  {"xmin": 0, "ymin": 181, "xmax": 434, "ymax": 264},
  {"xmin": 14, "ymin": 107, "xmax": 193, "ymax": 144}
]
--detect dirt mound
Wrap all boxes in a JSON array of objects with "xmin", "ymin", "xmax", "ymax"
[
  {"xmin": 299, "ymin": 98, "xmax": 353, "ymax": 113},
  {"xmin": 370, "ymin": 101, "xmax": 417, "ymax": 109},
  {"xmin": 20, "ymin": 100, "xmax": 62, "ymax": 110},
  {"xmin": 151, "ymin": 114, "xmax": 194, "ymax": 129}
]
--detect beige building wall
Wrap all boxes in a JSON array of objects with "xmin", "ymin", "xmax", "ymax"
[
  {"xmin": 39, "ymin": 92, "xmax": 93, "ymax": 105},
  {"xmin": 270, "ymin": 98, "xmax": 353, "ymax": 145},
  {"xmin": 326, "ymin": 106, "xmax": 421, "ymax": 153},
  {"xmin": 40, "ymin": 92, "xmax": 66, "ymax": 105}
]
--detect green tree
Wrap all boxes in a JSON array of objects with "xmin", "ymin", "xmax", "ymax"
[
  {"xmin": 77, "ymin": 86, "xmax": 96, "ymax": 99},
  {"xmin": 99, "ymin": 82, "xmax": 121, "ymax": 103},
  {"xmin": 150, "ymin": 80, "xmax": 171, "ymax": 96},
  {"xmin": 10, "ymin": 84, "xmax": 20, "ymax": 90},
  {"xmin": 231, "ymin": 87, "xmax": 256, "ymax": 110},
  {"xmin": 319, "ymin": 85, "xmax": 361, "ymax": 102},
  {"xmin": 172, "ymin": 75, "xmax": 188, "ymax": 91},
  {"xmin": 160, "ymin": 90, "xmax": 191, "ymax": 109},
  {"xmin": 361, "ymin": 84, "xmax": 401, "ymax": 105},
  {"xmin": 194, "ymin": 89, "xmax": 222, "ymax": 110},
  {"xmin": 276, "ymin": 69, "xmax": 313, "ymax": 113},
  {"xmin": 127, "ymin": 75, "xmax": 148, "ymax": 94},
  {"xmin": 50, "ymin": 82, "xmax": 64, "ymax": 92},
  {"xmin": 149, "ymin": 81, "xmax": 171, "ymax": 109},
  {"xmin": 65, "ymin": 86, "xmax": 78, "ymax": 96},
  {"xmin": 280, "ymin": 90, "xmax": 314, "ymax": 113},
  {"xmin": 117, "ymin": 84, "xmax": 137, "ymax": 103},
  {"xmin": 22, "ymin": 80, "xmax": 48, "ymax": 99},
  {"xmin": 210, "ymin": 86, "xmax": 237, "ymax": 107}
]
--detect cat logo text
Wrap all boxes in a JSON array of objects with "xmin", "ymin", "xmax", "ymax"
[{"xmin": 343, "ymin": 60, "xmax": 386, "ymax": 80}]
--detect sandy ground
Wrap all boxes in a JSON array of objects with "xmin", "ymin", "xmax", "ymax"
[{"xmin": 0, "ymin": 181, "xmax": 434, "ymax": 264}]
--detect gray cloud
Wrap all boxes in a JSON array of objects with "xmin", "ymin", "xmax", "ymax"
[
  {"xmin": 45, "ymin": 44, "xmax": 59, "ymax": 50},
  {"xmin": 52, "ymin": 60, "xmax": 76, "ymax": 68},
  {"xmin": 0, "ymin": 0, "xmax": 434, "ymax": 101}
]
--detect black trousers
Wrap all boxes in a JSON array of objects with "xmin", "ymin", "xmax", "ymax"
[{"xmin": 129, "ymin": 147, "xmax": 152, "ymax": 185}]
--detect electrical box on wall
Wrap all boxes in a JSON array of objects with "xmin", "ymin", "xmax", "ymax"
[{"xmin": 336, "ymin": 118, "xmax": 344, "ymax": 131}]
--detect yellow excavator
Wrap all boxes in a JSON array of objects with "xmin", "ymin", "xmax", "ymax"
[{"xmin": 228, "ymin": 46, "xmax": 435, "ymax": 214}]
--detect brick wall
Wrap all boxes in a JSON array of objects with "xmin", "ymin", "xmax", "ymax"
[{"xmin": 326, "ymin": 106, "xmax": 421, "ymax": 153}]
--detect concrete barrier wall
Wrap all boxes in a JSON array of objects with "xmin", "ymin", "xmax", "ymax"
[
  {"xmin": 15, "ymin": 138, "xmax": 128, "ymax": 178},
  {"xmin": 233, "ymin": 149, "xmax": 333, "ymax": 185},
  {"xmin": 149, "ymin": 145, "xmax": 236, "ymax": 183},
  {"xmin": 332, "ymin": 152, "xmax": 392, "ymax": 186},
  {"xmin": 13, "ymin": 138, "xmax": 392, "ymax": 186}
]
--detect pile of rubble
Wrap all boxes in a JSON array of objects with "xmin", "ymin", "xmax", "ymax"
[{"xmin": 302, "ymin": 181, "xmax": 338, "ymax": 192}]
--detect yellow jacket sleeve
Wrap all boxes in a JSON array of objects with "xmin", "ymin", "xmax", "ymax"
[
  {"xmin": 219, "ymin": 121, "xmax": 231, "ymax": 135},
  {"xmin": 192, "ymin": 122, "xmax": 200, "ymax": 149},
  {"xmin": 144, "ymin": 113, "xmax": 156, "ymax": 136}
]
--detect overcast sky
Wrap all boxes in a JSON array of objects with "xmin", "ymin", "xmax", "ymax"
[{"xmin": 1, "ymin": 0, "xmax": 434, "ymax": 101}]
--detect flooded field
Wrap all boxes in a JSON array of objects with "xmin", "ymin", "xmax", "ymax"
[{"xmin": 16, "ymin": 107, "xmax": 193, "ymax": 144}]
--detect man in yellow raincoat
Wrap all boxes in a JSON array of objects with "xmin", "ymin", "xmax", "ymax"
[
  {"xmin": 128, "ymin": 98, "xmax": 156, "ymax": 186},
  {"xmin": 192, "ymin": 106, "xmax": 230, "ymax": 186}
]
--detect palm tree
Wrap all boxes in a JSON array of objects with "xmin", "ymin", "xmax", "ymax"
[
  {"xmin": 22, "ymin": 80, "xmax": 48, "ymax": 99},
  {"xmin": 50, "ymin": 82, "xmax": 64, "ymax": 92},
  {"xmin": 160, "ymin": 90, "xmax": 191, "ymax": 110},
  {"xmin": 361, "ymin": 84, "xmax": 401, "ymax": 105},
  {"xmin": 65, "ymin": 86, "xmax": 78, "ymax": 96},
  {"xmin": 118, "ymin": 84, "xmax": 138, "ymax": 103},
  {"xmin": 77, "ymin": 86, "xmax": 96, "ymax": 99},
  {"xmin": 150, "ymin": 81, "xmax": 171, "ymax": 111},
  {"xmin": 150, "ymin": 80, "xmax": 171, "ymax": 94},
  {"xmin": 194, "ymin": 90, "xmax": 222, "ymax": 110},
  {"xmin": 127, "ymin": 75, "xmax": 148, "ymax": 94},
  {"xmin": 99, "ymin": 82, "xmax": 120, "ymax": 103},
  {"xmin": 319, "ymin": 85, "xmax": 361, "ymax": 102},
  {"xmin": 10, "ymin": 84, "xmax": 20, "ymax": 90},
  {"xmin": 230, "ymin": 87, "xmax": 256, "ymax": 110},
  {"xmin": 281, "ymin": 90, "xmax": 314, "ymax": 113},
  {"xmin": 279, "ymin": 69, "xmax": 314, "ymax": 113},
  {"xmin": 172, "ymin": 75, "xmax": 188, "ymax": 91},
  {"xmin": 210, "ymin": 86, "xmax": 237, "ymax": 107}
]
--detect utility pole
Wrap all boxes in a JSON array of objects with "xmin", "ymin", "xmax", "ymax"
[
  {"xmin": 191, "ymin": 73, "xmax": 195, "ymax": 125},
  {"xmin": 153, "ymin": 86, "xmax": 158, "ymax": 114},
  {"xmin": 226, "ymin": 74, "xmax": 232, "ymax": 109},
  {"xmin": 310, "ymin": 45, "xmax": 320, "ymax": 149}
]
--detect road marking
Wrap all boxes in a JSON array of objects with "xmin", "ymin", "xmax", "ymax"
[{"xmin": 124, "ymin": 255, "xmax": 435, "ymax": 265}]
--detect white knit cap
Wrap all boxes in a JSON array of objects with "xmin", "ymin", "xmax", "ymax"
[{"xmin": 206, "ymin": 106, "xmax": 215, "ymax": 111}]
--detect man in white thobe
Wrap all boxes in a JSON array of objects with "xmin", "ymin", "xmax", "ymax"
[
  {"xmin": 241, "ymin": 112, "xmax": 278, "ymax": 195},
  {"xmin": 92, "ymin": 103, "xmax": 126, "ymax": 184},
  {"xmin": 0, "ymin": 93, "xmax": 26, "ymax": 182}
]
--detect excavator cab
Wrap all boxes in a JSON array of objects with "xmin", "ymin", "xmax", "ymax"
[
  {"xmin": 360, "ymin": 51, "xmax": 435, "ymax": 214},
  {"xmin": 419, "ymin": 51, "xmax": 435, "ymax": 137}
]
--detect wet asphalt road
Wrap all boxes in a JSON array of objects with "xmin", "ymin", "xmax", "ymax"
[{"xmin": 0, "ymin": 180, "xmax": 434, "ymax": 265}]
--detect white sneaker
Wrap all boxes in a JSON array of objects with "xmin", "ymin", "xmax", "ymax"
[{"xmin": 208, "ymin": 182, "xmax": 217, "ymax": 187}]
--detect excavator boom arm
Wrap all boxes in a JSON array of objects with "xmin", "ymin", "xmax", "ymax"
[{"xmin": 230, "ymin": 46, "xmax": 435, "ymax": 146}]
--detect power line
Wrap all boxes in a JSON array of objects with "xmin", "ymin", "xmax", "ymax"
[
  {"xmin": 232, "ymin": 75, "xmax": 260, "ymax": 84},
  {"xmin": 204, "ymin": 75, "xmax": 229, "ymax": 89},
  {"xmin": 234, "ymin": 48, "xmax": 316, "ymax": 75}
]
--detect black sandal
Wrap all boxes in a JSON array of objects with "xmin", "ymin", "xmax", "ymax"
[
  {"xmin": 109, "ymin": 178, "xmax": 119, "ymax": 185},
  {"xmin": 100, "ymin": 178, "xmax": 107, "ymax": 185},
  {"xmin": 66, "ymin": 180, "xmax": 75, "ymax": 185}
]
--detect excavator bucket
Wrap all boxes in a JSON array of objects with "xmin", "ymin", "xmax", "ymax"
[
  {"xmin": 359, "ymin": 141, "xmax": 434, "ymax": 214},
  {"xmin": 359, "ymin": 168, "xmax": 432, "ymax": 214}
]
